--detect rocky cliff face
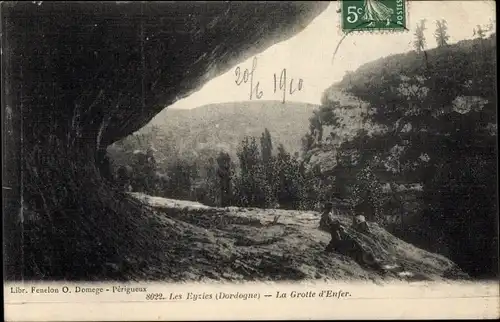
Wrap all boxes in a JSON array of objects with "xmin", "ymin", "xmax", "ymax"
[{"xmin": 2, "ymin": 1, "xmax": 329, "ymax": 280}]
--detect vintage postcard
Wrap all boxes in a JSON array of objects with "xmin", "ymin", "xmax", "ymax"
[{"xmin": 2, "ymin": 0, "xmax": 499, "ymax": 320}]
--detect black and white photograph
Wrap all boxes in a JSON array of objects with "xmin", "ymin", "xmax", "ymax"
[{"xmin": 2, "ymin": 1, "xmax": 498, "ymax": 319}]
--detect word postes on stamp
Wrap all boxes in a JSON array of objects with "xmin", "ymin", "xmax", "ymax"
[{"xmin": 341, "ymin": 0, "xmax": 407, "ymax": 33}]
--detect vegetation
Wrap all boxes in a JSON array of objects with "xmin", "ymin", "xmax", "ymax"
[
  {"xmin": 434, "ymin": 19, "xmax": 450, "ymax": 47},
  {"xmin": 413, "ymin": 19, "xmax": 427, "ymax": 53},
  {"xmin": 108, "ymin": 127, "xmax": 309, "ymax": 210}
]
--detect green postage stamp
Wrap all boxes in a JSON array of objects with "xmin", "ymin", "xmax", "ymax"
[{"xmin": 341, "ymin": 0, "xmax": 407, "ymax": 32}]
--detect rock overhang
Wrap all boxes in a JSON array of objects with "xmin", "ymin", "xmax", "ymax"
[{"xmin": 4, "ymin": 1, "xmax": 329, "ymax": 149}]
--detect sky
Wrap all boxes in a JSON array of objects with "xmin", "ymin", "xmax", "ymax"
[{"xmin": 166, "ymin": 1, "xmax": 496, "ymax": 110}]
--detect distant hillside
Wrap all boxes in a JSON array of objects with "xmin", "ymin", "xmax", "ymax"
[{"xmin": 144, "ymin": 100, "xmax": 320, "ymax": 158}]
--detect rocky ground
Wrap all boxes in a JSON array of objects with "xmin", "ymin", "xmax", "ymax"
[{"xmin": 112, "ymin": 193, "xmax": 468, "ymax": 283}]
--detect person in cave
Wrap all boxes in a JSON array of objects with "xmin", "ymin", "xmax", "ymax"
[
  {"xmin": 325, "ymin": 219, "xmax": 345, "ymax": 253},
  {"xmin": 352, "ymin": 210, "xmax": 370, "ymax": 234},
  {"xmin": 319, "ymin": 202, "xmax": 335, "ymax": 232},
  {"xmin": 319, "ymin": 192, "xmax": 349, "ymax": 231},
  {"xmin": 325, "ymin": 219, "xmax": 382, "ymax": 271}
]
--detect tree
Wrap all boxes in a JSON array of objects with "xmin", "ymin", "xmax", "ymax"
[
  {"xmin": 474, "ymin": 24, "xmax": 486, "ymax": 39},
  {"xmin": 195, "ymin": 156, "xmax": 218, "ymax": 206},
  {"xmin": 234, "ymin": 137, "xmax": 269, "ymax": 207},
  {"xmin": 260, "ymin": 129, "xmax": 278, "ymax": 205},
  {"xmin": 434, "ymin": 19, "xmax": 450, "ymax": 47},
  {"xmin": 238, "ymin": 137, "xmax": 260, "ymax": 182},
  {"xmin": 413, "ymin": 19, "xmax": 427, "ymax": 53},
  {"xmin": 276, "ymin": 144, "xmax": 292, "ymax": 207},
  {"xmin": 216, "ymin": 151, "xmax": 233, "ymax": 207},
  {"xmin": 260, "ymin": 129, "xmax": 274, "ymax": 182},
  {"xmin": 274, "ymin": 144, "xmax": 307, "ymax": 209},
  {"xmin": 260, "ymin": 128, "xmax": 273, "ymax": 166},
  {"xmin": 164, "ymin": 159, "xmax": 197, "ymax": 200}
]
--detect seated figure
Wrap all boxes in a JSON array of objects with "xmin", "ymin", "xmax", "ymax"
[
  {"xmin": 352, "ymin": 213, "xmax": 370, "ymax": 234},
  {"xmin": 319, "ymin": 202, "xmax": 334, "ymax": 232},
  {"xmin": 325, "ymin": 220, "xmax": 379, "ymax": 269},
  {"xmin": 325, "ymin": 220, "xmax": 344, "ymax": 252}
]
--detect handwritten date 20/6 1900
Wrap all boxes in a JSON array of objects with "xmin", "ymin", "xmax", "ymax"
[{"xmin": 234, "ymin": 56, "xmax": 303, "ymax": 104}]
